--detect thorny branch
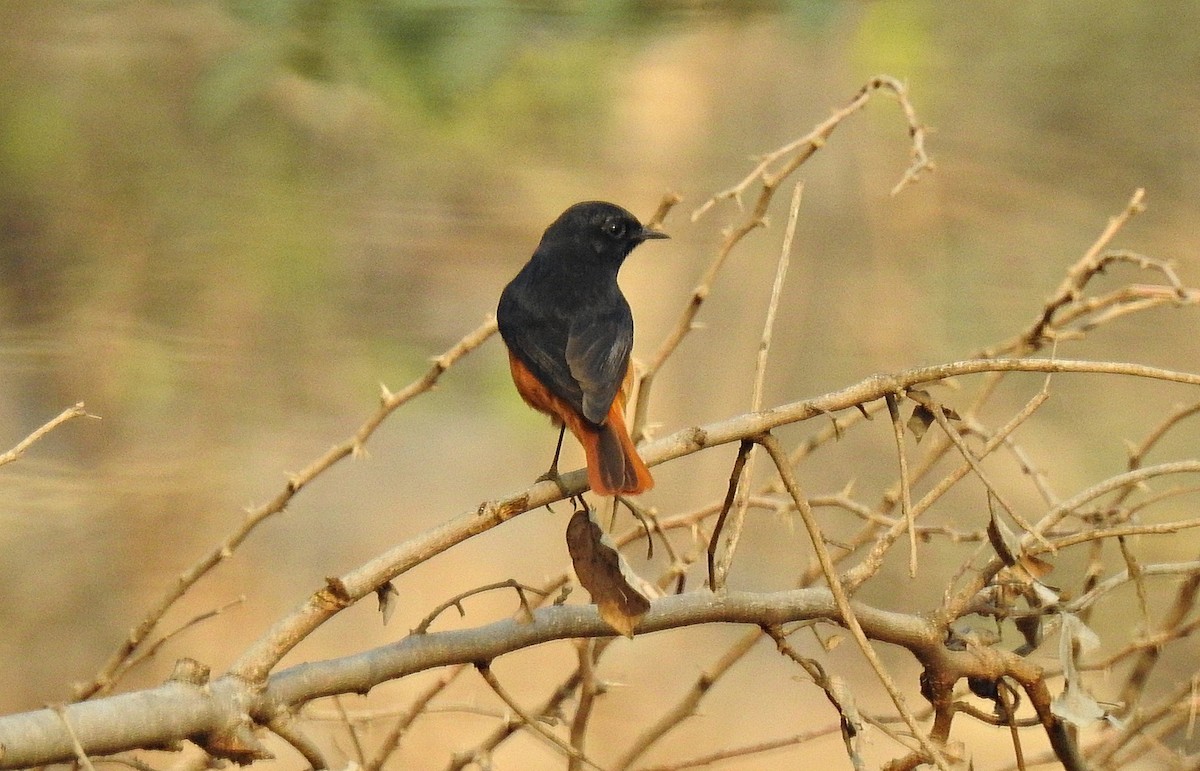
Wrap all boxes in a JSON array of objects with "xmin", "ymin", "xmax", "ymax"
[
  {"xmin": 632, "ymin": 74, "xmax": 931, "ymax": 443},
  {"xmin": 74, "ymin": 317, "xmax": 497, "ymax": 700},
  {"xmin": 709, "ymin": 180, "xmax": 804, "ymax": 591}
]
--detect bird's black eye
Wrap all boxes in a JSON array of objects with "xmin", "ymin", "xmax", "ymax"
[{"xmin": 602, "ymin": 219, "xmax": 625, "ymax": 238}]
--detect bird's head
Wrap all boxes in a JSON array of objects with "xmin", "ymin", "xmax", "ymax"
[{"xmin": 544, "ymin": 201, "xmax": 669, "ymax": 266}]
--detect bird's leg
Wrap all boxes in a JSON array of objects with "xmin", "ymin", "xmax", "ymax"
[
  {"xmin": 536, "ymin": 425, "xmax": 567, "ymax": 485},
  {"xmin": 537, "ymin": 425, "xmax": 584, "ymax": 511}
]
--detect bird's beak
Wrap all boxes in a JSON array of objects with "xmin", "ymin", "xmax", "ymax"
[{"xmin": 638, "ymin": 226, "xmax": 670, "ymax": 241}]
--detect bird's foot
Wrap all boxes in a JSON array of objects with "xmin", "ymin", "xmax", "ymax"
[{"xmin": 536, "ymin": 467, "xmax": 586, "ymax": 513}]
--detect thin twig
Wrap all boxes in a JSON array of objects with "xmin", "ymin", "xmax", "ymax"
[
  {"xmin": 333, "ymin": 695, "xmax": 366, "ymax": 769},
  {"xmin": 848, "ymin": 385, "xmax": 1052, "ymax": 598},
  {"xmin": 763, "ymin": 624, "xmax": 865, "ymax": 770},
  {"xmin": 708, "ymin": 440, "xmax": 753, "ymax": 591},
  {"xmin": 52, "ymin": 704, "xmax": 97, "ymax": 771},
  {"xmin": 975, "ymin": 190, "xmax": 1150, "ymax": 360},
  {"xmin": 353, "ymin": 665, "xmax": 470, "ymax": 770},
  {"xmin": 1127, "ymin": 400, "xmax": 1200, "ymax": 471},
  {"xmin": 91, "ymin": 755, "xmax": 161, "ymax": 771},
  {"xmin": 612, "ymin": 627, "xmax": 764, "ymax": 770},
  {"xmin": 945, "ymin": 461, "xmax": 1200, "ymax": 623},
  {"xmin": 634, "ymin": 75, "xmax": 931, "ymax": 441},
  {"xmin": 475, "ymin": 663, "xmax": 599, "ymax": 770},
  {"xmin": 637, "ymin": 724, "xmax": 844, "ymax": 770},
  {"xmin": 567, "ymin": 640, "xmax": 599, "ymax": 771},
  {"xmin": 267, "ymin": 710, "xmax": 329, "ymax": 771},
  {"xmin": 712, "ymin": 180, "xmax": 804, "ymax": 589},
  {"xmin": 996, "ymin": 682, "xmax": 1027, "ymax": 771},
  {"xmin": 1027, "ymin": 189, "xmax": 1148, "ymax": 346},
  {"xmin": 884, "ymin": 392, "xmax": 917, "ymax": 577},
  {"xmin": 1045, "ymin": 522, "xmax": 1200, "ymax": 555},
  {"xmin": 0, "ymin": 402, "xmax": 96, "ymax": 469},
  {"xmin": 1060, "ymin": 560, "xmax": 1200, "ymax": 616},
  {"xmin": 758, "ymin": 432, "xmax": 950, "ymax": 771},
  {"xmin": 446, "ymin": 668, "xmax": 584, "ymax": 771},
  {"xmin": 413, "ymin": 579, "xmax": 547, "ymax": 634},
  {"xmin": 120, "ymin": 596, "xmax": 245, "ymax": 678},
  {"xmin": 77, "ymin": 317, "xmax": 496, "ymax": 698},
  {"xmin": 692, "ymin": 74, "xmax": 930, "ymax": 219},
  {"xmin": 434, "ymin": 574, "xmax": 573, "ymax": 770},
  {"xmin": 928, "ymin": 401, "xmax": 1052, "ymax": 549}
]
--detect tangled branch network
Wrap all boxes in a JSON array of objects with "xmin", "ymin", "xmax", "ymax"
[{"xmin": 2, "ymin": 75, "xmax": 1199, "ymax": 771}]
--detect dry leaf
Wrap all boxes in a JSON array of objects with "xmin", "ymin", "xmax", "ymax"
[
  {"xmin": 1018, "ymin": 553, "xmax": 1055, "ymax": 581},
  {"xmin": 907, "ymin": 403, "xmax": 935, "ymax": 442},
  {"xmin": 567, "ymin": 507, "xmax": 654, "ymax": 638},
  {"xmin": 904, "ymin": 390, "xmax": 961, "ymax": 443},
  {"xmin": 986, "ymin": 510, "xmax": 1019, "ymax": 567},
  {"xmin": 376, "ymin": 581, "xmax": 399, "ymax": 625},
  {"xmin": 1051, "ymin": 613, "xmax": 1106, "ymax": 727},
  {"xmin": 988, "ymin": 508, "xmax": 1058, "ymax": 605},
  {"xmin": 1014, "ymin": 614, "xmax": 1042, "ymax": 655}
]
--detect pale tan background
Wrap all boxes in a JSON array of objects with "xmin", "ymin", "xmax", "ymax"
[{"xmin": 1, "ymin": 1, "xmax": 1198, "ymax": 768}]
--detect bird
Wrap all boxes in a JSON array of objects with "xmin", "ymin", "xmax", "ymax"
[{"xmin": 497, "ymin": 201, "xmax": 667, "ymax": 496}]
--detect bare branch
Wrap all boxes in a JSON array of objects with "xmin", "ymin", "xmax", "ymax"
[
  {"xmin": 634, "ymin": 76, "xmax": 931, "ymax": 442},
  {"xmin": 758, "ymin": 432, "xmax": 951, "ymax": 771},
  {"xmin": 76, "ymin": 317, "xmax": 497, "ymax": 698},
  {"xmin": 0, "ymin": 589, "xmax": 940, "ymax": 768},
  {"xmin": 211, "ymin": 356, "xmax": 1200, "ymax": 695},
  {"xmin": 412, "ymin": 579, "xmax": 548, "ymax": 635},
  {"xmin": 691, "ymin": 74, "xmax": 931, "ymax": 220},
  {"xmin": 475, "ymin": 662, "xmax": 598, "ymax": 770},
  {"xmin": 711, "ymin": 180, "xmax": 804, "ymax": 589},
  {"xmin": 612, "ymin": 627, "xmax": 763, "ymax": 770},
  {"xmin": 0, "ymin": 402, "xmax": 95, "ymax": 469},
  {"xmin": 884, "ymin": 392, "xmax": 917, "ymax": 577}
]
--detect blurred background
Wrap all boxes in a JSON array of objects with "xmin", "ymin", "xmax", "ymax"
[{"xmin": 1, "ymin": 1, "xmax": 1199, "ymax": 768}]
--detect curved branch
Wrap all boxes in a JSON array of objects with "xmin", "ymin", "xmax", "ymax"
[
  {"xmin": 226, "ymin": 357, "xmax": 1200, "ymax": 684},
  {"xmin": 77, "ymin": 318, "xmax": 498, "ymax": 699},
  {"xmin": 0, "ymin": 589, "xmax": 930, "ymax": 768}
]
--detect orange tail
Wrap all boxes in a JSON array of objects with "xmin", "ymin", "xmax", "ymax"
[
  {"xmin": 508, "ymin": 352, "xmax": 653, "ymax": 496},
  {"xmin": 579, "ymin": 403, "xmax": 654, "ymax": 496}
]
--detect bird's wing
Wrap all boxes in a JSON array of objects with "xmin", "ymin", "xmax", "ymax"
[
  {"xmin": 565, "ymin": 303, "xmax": 633, "ymax": 426},
  {"xmin": 497, "ymin": 282, "xmax": 586, "ymax": 412}
]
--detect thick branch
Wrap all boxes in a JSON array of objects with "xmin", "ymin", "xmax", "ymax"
[{"xmin": 0, "ymin": 589, "xmax": 931, "ymax": 768}]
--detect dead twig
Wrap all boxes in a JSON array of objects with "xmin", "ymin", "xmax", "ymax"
[
  {"xmin": 633, "ymin": 75, "xmax": 931, "ymax": 442},
  {"xmin": 758, "ymin": 432, "xmax": 950, "ymax": 771},
  {"xmin": 475, "ymin": 662, "xmax": 600, "ymax": 770},
  {"xmin": 0, "ymin": 402, "xmax": 96, "ymax": 469},
  {"xmin": 78, "ymin": 317, "xmax": 496, "ymax": 698},
  {"xmin": 711, "ymin": 180, "xmax": 804, "ymax": 589},
  {"xmin": 413, "ymin": 579, "xmax": 547, "ymax": 634}
]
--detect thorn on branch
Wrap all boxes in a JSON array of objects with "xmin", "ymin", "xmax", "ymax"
[
  {"xmin": 413, "ymin": 580, "xmax": 550, "ymax": 635},
  {"xmin": 167, "ymin": 658, "xmax": 211, "ymax": 687}
]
